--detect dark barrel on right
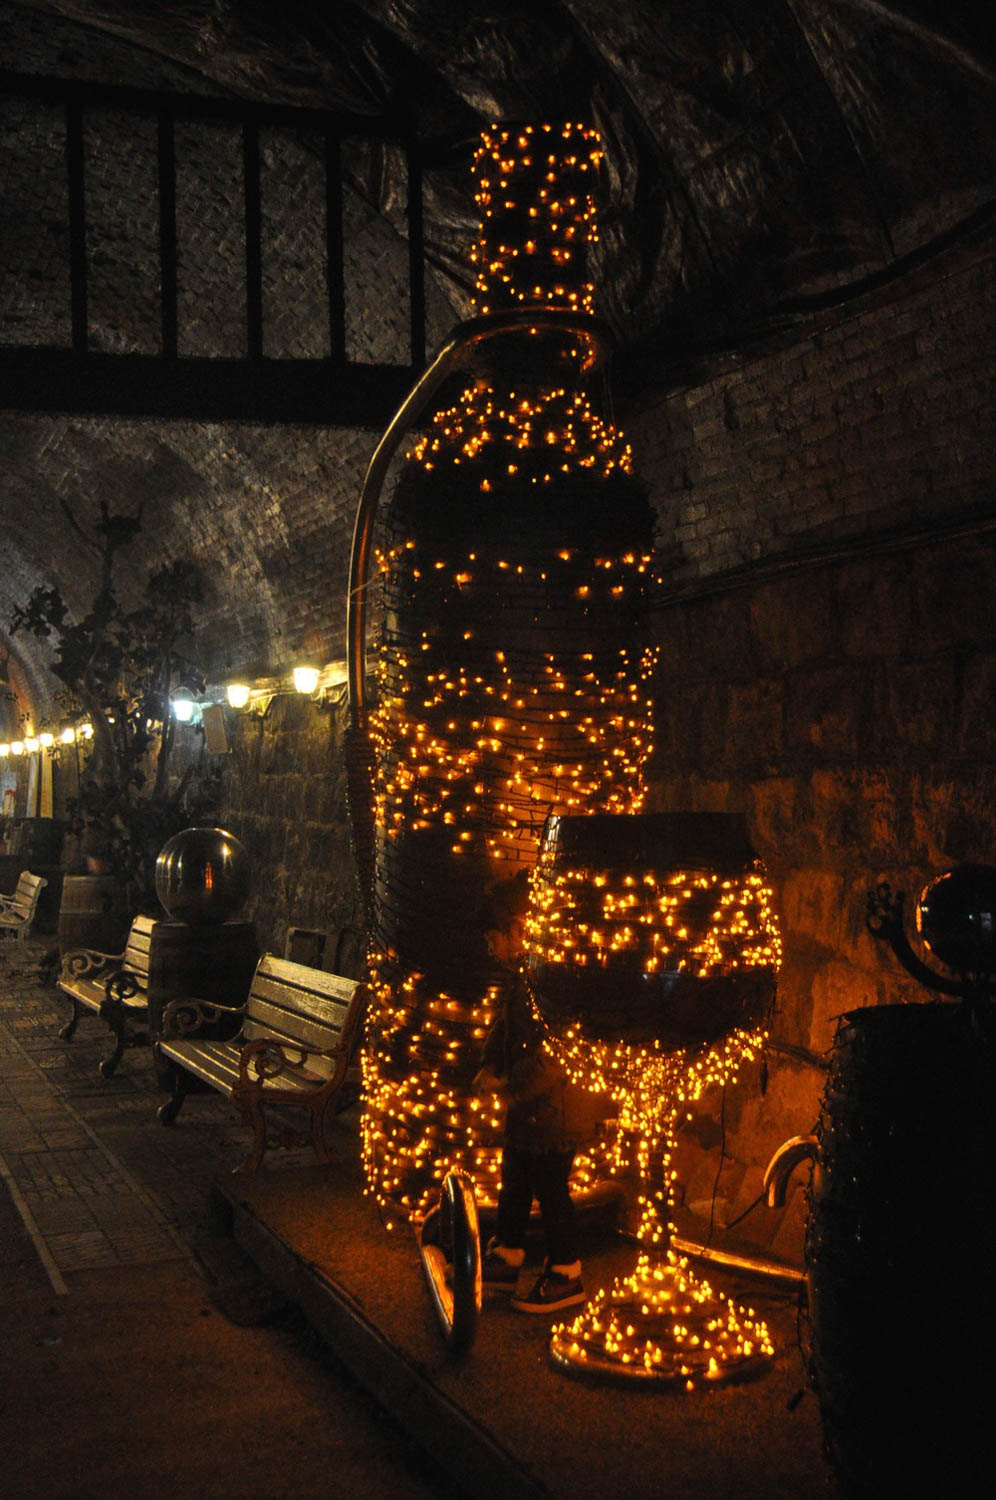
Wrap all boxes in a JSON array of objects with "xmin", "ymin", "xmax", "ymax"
[{"xmin": 806, "ymin": 1001, "xmax": 994, "ymax": 1497}]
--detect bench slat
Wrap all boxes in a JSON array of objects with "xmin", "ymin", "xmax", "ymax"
[
  {"xmin": 59, "ymin": 975, "xmax": 148, "ymax": 1014},
  {"xmin": 159, "ymin": 1038, "xmax": 324, "ymax": 1095},
  {"xmin": 240, "ymin": 1021, "xmax": 336, "ymax": 1080},
  {"xmin": 254, "ymin": 955, "xmax": 358, "ymax": 1002},
  {"xmin": 1, "ymin": 872, "xmax": 47, "ymax": 935},
  {"xmin": 242, "ymin": 1010, "xmax": 343, "ymax": 1059},
  {"xmin": 247, "ymin": 969, "xmax": 357, "ymax": 1021},
  {"xmin": 246, "ymin": 986, "xmax": 351, "ymax": 1035},
  {"xmin": 121, "ymin": 915, "xmax": 156, "ymax": 976}
]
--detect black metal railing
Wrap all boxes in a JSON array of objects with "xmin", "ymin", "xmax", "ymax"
[{"xmin": 0, "ymin": 71, "xmax": 428, "ymax": 425}]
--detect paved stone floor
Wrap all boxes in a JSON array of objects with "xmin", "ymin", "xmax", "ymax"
[
  {"xmin": 0, "ymin": 935, "xmax": 245, "ymax": 1286},
  {"xmin": 0, "ymin": 933, "xmax": 463, "ymax": 1499}
]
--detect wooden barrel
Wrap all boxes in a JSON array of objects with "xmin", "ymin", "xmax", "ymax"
[
  {"xmin": 58, "ymin": 874, "xmax": 131, "ymax": 956},
  {"xmin": 806, "ymin": 1002, "xmax": 994, "ymax": 1498},
  {"xmin": 147, "ymin": 918, "xmax": 258, "ymax": 1030}
]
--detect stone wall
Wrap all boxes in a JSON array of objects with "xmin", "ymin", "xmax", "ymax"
[
  {"xmin": 622, "ymin": 245, "xmax": 995, "ymax": 1259},
  {"xmin": 175, "ymin": 687, "xmax": 366, "ymax": 978},
  {"xmin": 628, "ymin": 243, "xmax": 993, "ymax": 579},
  {"xmin": 649, "ymin": 525, "xmax": 994, "ymax": 1258}
]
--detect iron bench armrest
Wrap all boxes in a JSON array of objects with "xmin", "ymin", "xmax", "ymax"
[
  {"xmin": 160, "ymin": 996, "xmax": 247, "ymax": 1040},
  {"xmin": 59, "ymin": 945, "xmax": 128, "ymax": 984},
  {"xmin": 235, "ymin": 1036, "xmax": 348, "ymax": 1092}
]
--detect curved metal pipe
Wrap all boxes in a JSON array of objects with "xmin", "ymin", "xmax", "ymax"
[
  {"xmin": 417, "ymin": 1170, "xmax": 482, "ymax": 1354},
  {"xmin": 345, "ymin": 309, "xmax": 612, "ymax": 721},
  {"xmin": 670, "ymin": 1233, "xmax": 805, "ymax": 1288},
  {"xmin": 762, "ymin": 1133, "xmax": 819, "ymax": 1208}
]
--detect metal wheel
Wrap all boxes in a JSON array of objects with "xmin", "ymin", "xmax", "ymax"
[{"xmin": 417, "ymin": 1170, "xmax": 481, "ymax": 1354}]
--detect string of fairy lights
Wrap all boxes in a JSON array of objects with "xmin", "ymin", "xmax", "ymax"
[
  {"xmin": 360, "ymin": 121, "xmax": 659, "ymax": 1224},
  {"xmin": 470, "ymin": 121, "xmax": 602, "ymax": 318},
  {"xmin": 526, "ymin": 867, "xmax": 783, "ymax": 977},
  {"xmin": 523, "ymin": 845, "xmax": 781, "ymax": 1384},
  {"xmin": 357, "ymin": 114, "xmax": 784, "ymax": 1390}
]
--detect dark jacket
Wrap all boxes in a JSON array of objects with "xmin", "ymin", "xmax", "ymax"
[{"xmin": 480, "ymin": 976, "xmax": 608, "ymax": 1154}]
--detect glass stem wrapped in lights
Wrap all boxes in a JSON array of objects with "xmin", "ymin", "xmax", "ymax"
[
  {"xmin": 356, "ymin": 123, "xmax": 659, "ymax": 1224},
  {"xmin": 525, "ymin": 813, "xmax": 782, "ymax": 1388}
]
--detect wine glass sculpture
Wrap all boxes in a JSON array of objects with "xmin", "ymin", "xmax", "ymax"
[{"xmin": 524, "ymin": 811, "xmax": 782, "ymax": 1387}]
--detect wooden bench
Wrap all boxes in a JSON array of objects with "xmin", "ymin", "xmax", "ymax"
[
  {"xmin": 155, "ymin": 954, "xmax": 367, "ymax": 1172},
  {"xmin": 0, "ymin": 870, "xmax": 48, "ymax": 942},
  {"xmin": 57, "ymin": 914, "xmax": 156, "ymax": 1077}
]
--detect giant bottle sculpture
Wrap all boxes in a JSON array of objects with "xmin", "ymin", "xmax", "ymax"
[{"xmin": 356, "ymin": 123, "xmax": 659, "ymax": 1223}]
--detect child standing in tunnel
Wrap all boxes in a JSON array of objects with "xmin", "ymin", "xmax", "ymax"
[{"xmin": 473, "ymin": 868, "xmax": 598, "ymax": 1313}]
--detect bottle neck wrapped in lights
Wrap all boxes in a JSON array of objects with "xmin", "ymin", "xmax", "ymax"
[{"xmin": 470, "ymin": 122, "xmax": 602, "ymax": 319}]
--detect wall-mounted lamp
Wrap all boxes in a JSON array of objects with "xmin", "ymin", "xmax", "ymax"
[
  {"xmin": 59, "ymin": 727, "xmax": 76, "ymax": 745},
  {"xmin": 0, "ymin": 728, "xmax": 73, "ymax": 758},
  {"xmin": 224, "ymin": 661, "xmax": 348, "ymax": 716},
  {"xmin": 171, "ymin": 697, "xmax": 196, "ymax": 723}
]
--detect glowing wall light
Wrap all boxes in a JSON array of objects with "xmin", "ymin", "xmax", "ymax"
[
  {"xmin": 226, "ymin": 682, "xmax": 251, "ymax": 709},
  {"xmin": 292, "ymin": 665, "xmax": 320, "ymax": 695},
  {"xmin": 171, "ymin": 697, "xmax": 195, "ymax": 723}
]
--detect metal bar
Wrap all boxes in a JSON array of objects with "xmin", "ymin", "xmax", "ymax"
[
  {"xmin": 0, "ymin": 348, "xmax": 417, "ymax": 426},
  {"xmin": 158, "ymin": 111, "xmax": 178, "ymax": 358},
  {"xmin": 0, "ymin": 348, "xmax": 416, "ymax": 425},
  {"xmin": 325, "ymin": 125, "xmax": 346, "ymax": 362},
  {"xmin": 1, "ymin": 69, "xmax": 399, "ymax": 137},
  {"xmin": 65, "ymin": 89, "xmax": 87, "ymax": 354},
  {"xmin": 406, "ymin": 142, "xmax": 426, "ymax": 370},
  {"xmin": 243, "ymin": 120, "xmax": 263, "ymax": 360}
]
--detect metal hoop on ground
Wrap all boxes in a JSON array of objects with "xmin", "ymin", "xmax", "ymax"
[{"xmin": 417, "ymin": 1170, "xmax": 482, "ymax": 1354}]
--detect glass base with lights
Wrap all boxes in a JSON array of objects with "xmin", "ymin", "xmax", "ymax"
[
  {"xmin": 547, "ymin": 1045, "xmax": 774, "ymax": 1387},
  {"xmin": 525, "ymin": 811, "xmax": 782, "ymax": 1389}
]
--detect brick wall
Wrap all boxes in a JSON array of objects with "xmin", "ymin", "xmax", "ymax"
[
  {"xmin": 622, "ymin": 249, "xmax": 995, "ymax": 1258},
  {"xmin": 628, "ymin": 246, "xmax": 994, "ymax": 577},
  {"xmin": 170, "ymin": 686, "xmax": 365, "ymax": 976}
]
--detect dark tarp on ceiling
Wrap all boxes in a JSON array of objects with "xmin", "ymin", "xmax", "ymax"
[{"xmin": 9, "ymin": 0, "xmax": 995, "ymax": 367}]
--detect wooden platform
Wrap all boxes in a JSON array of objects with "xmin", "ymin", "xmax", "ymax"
[{"xmin": 219, "ymin": 1153, "xmax": 834, "ymax": 1500}]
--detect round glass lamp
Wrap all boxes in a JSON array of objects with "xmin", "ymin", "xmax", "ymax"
[
  {"xmin": 524, "ymin": 811, "xmax": 782, "ymax": 1388},
  {"xmin": 155, "ymin": 826, "xmax": 251, "ymax": 927}
]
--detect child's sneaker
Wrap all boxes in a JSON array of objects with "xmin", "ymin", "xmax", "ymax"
[
  {"xmin": 510, "ymin": 1265, "xmax": 585, "ymax": 1314},
  {"xmin": 480, "ymin": 1243, "xmax": 521, "ymax": 1292}
]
